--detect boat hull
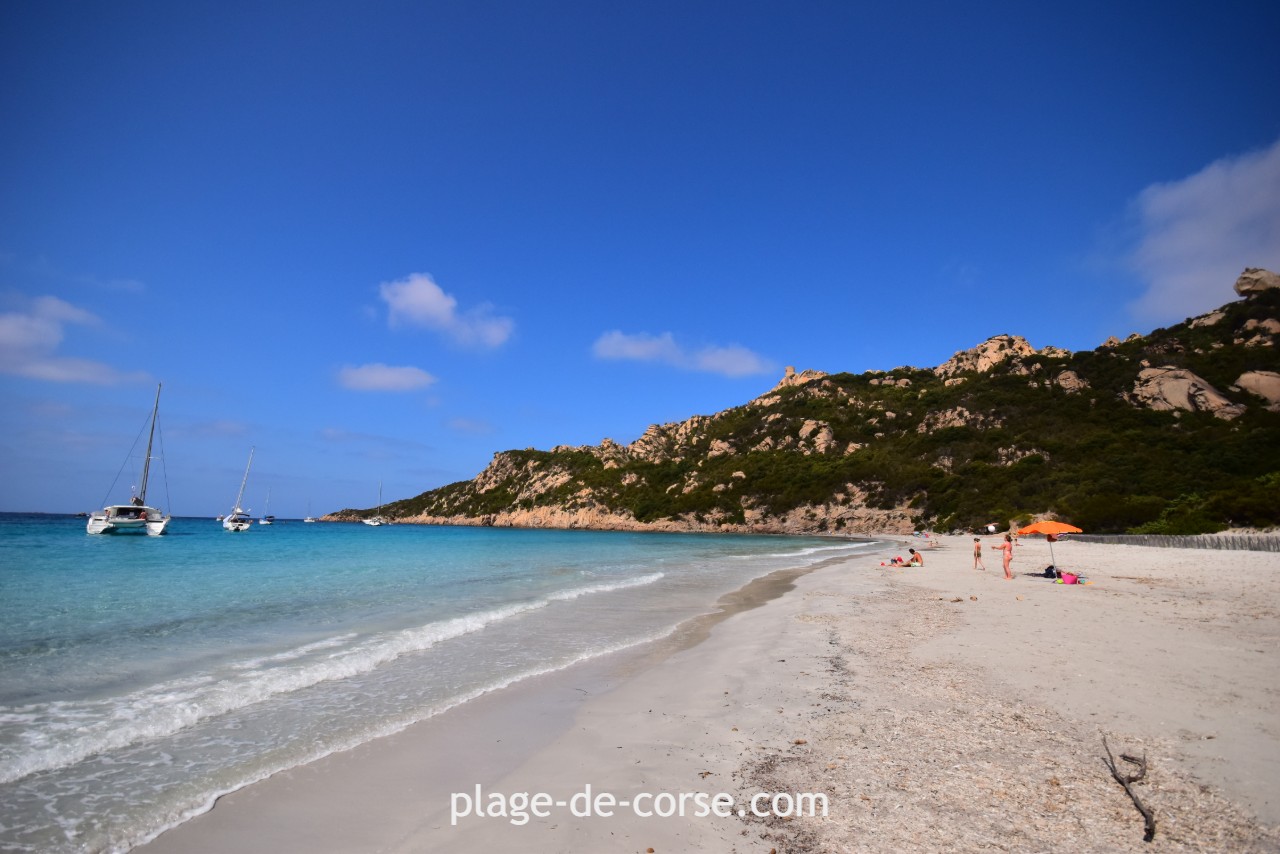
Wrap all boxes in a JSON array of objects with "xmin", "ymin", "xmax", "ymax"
[{"xmin": 87, "ymin": 506, "xmax": 170, "ymax": 536}]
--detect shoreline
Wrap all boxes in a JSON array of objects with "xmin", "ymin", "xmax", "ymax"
[
  {"xmin": 139, "ymin": 536, "xmax": 1279, "ymax": 852},
  {"xmin": 135, "ymin": 552, "xmax": 860, "ymax": 854}
]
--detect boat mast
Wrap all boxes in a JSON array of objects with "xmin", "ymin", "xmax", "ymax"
[
  {"xmin": 234, "ymin": 447, "xmax": 255, "ymax": 512},
  {"xmin": 137, "ymin": 383, "xmax": 162, "ymax": 504}
]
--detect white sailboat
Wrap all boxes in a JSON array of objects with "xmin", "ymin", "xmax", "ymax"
[
  {"xmin": 363, "ymin": 481, "xmax": 387, "ymax": 526},
  {"xmin": 258, "ymin": 488, "xmax": 275, "ymax": 525},
  {"xmin": 224, "ymin": 448, "xmax": 255, "ymax": 532},
  {"xmin": 304, "ymin": 500, "xmax": 318, "ymax": 523},
  {"xmin": 87, "ymin": 384, "xmax": 172, "ymax": 536}
]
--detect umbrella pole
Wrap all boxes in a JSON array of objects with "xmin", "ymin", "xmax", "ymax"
[{"xmin": 1049, "ymin": 539, "xmax": 1057, "ymax": 569}]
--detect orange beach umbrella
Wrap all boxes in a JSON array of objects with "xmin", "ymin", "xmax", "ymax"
[
  {"xmin": 1017, "ymin": 520, "xmax": 1082, "ymax": 567},
  {"xmin": 1017, "ymin": 520, "xmax": 1083, "ymax": 536}
]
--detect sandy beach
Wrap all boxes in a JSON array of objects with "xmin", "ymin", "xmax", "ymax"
[{"xmin": 139, "ymin": 535, "xmax": 1280, "ymax": 853}]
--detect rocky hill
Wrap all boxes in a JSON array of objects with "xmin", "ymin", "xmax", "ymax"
[{"xmin": 329, "ymin": 269, "xmax": 1280, "ymax": 535}]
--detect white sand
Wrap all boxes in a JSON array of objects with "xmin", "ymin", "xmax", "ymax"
[{"xmin": 139, "ymin": 536, "xmax": 1280, "ymax": 852}]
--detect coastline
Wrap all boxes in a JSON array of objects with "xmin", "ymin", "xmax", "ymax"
[{"xmin": 139, "ymin": 535, "xmax": 1280, "ymax": 852}]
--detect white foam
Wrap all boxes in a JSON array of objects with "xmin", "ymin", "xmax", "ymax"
[
  {"xmin": 547, "ymin": 571, "xmax": 664, "ymax": 601},
  {"xmin": 0, "ymin": 572, "xmax": 669, "ymax": 786},
  {"xmin": 746, "ymin": 540, "xmax": 877, "ymax": 560},
  {"xmin": 232, "ymin": 634, "xmax": 359, "ymax": 670},
  {"xmin": 115, "ymin": 624, "xmax": 679, "ymax": 853}
]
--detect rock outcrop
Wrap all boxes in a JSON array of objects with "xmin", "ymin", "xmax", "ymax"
[
  {"xmin": 752, "ymin": 366, "xmax": 828, "ymax": 406},
  {"xmin": 775, "ymin": 365, "xmax": 829, "ymax": 389},
  {"xmin": 1127, "ymin": 366, "xmax": 1246, "ymax": 420},
  {"xmin": 395, "ymin": 495, "xmax": 916, "ymax": 535},
  {"xmin": 1236, "ymin": 370, "xmax": 1280, "ymax": 411},
  {"xmin": 1235, "ymin": 267, "xmax": 1280, "ymax": 297},
  {"xmin": 1055, "ymin": 370, "xmax": 1089, "ymax": 393},
  {"xmin": 1238, "ymin": 318, "xmax": 1280, "ymax": 346},
  {"xmin": 933, "ymin": 335, "xmax": 1075, "ymax": 379},
  {"xmin": 934, "ymin": 335, "xmax": 1037, "ymax": 378},
  {"xmin": 1189, "ymin": 309, "xmax": 1226, "ymax": 328}
]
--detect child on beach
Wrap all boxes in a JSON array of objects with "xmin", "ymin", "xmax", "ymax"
[
  {"xmin": 995, "ymin": 533, "xmax": 1014, "ymax": 580},
  {"xmin": 973, "ymin": 537, "xmax": 985, "ymax": 570}
]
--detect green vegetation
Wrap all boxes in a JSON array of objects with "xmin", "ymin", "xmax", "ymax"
[{"xmin": 356, "ymin": 290, "xmax": 1280, "ymax": 534}]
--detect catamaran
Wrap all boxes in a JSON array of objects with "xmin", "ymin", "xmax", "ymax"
[
  {"xmin": 363, "ymin": 481, "xmax": 387, "ymax": 526},
  {"xmin": 224, "ymin": 448, "xmax": 255, "ymax": 532},
  {"xmin": 87, "ymin": 384, "xmax": 172, "ymax": 536},
  {"xmin": 304, "ymin": 500, "xmax": 318, "ymax": 523}
]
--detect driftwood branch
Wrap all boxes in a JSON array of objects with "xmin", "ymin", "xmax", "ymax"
[{"xmin": 1102, "ymin": 736, "xmax": 1156, "ymax": 842}]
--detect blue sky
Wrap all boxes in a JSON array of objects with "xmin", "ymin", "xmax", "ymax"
[{"xmin": 2, "ymin": 1, "xmax": 1278, "ymax": 517}]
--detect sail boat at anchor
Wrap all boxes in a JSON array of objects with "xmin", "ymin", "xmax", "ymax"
[
  {"xmin": 363, "ymin": 481, "xmax": 386, "ymax": 526},
  {"xmin": 258, "ymin": 487, "xmax": 275, "ymax": 525},
  {"xmin": 223, "ymin": 448, "xmax": 255, "ymax": 532},
  {"xmin": 87, "ymin": 383, "xmax": 171, "ymax": 535}
]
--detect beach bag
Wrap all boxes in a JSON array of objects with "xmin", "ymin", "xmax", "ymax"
[{"xmin": 1043, "ymin": 565, "xmax": 1058, "ymax": 579}]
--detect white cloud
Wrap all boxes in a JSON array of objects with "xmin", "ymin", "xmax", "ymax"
[
  {"xmin": 593, "ymin": 330, "xmax": 682, "ymax": 362},
  {"xmin": 690, "ymin": 344, "xmax": 775, "ymax": 377},
  {"xmin": 1128, "ymin": 137, "xmax": 1280, "ymax": 322},
  {"xmin": 337, "ymin": 362, "xmax": 437, "ymax": 391},
  {"xmin": 18, "ymin": 255, "xmax": 146, "ymax": 293},
  {"xmin": 31, "ymin": 295, "xmax": 99, "ymax": 325},
  {"xmin": 379, "ymin": 273, "xmax": 514, "ymax": 348},
  {"xmin": 592, "ymin": 330, "xmax": 775, "ymax": 378},
  {"xmin": 0, "ymin": 295, "xmax": 146, "ymax": 384},
  {"xmin": 447, "ymin": 417, "xmax": 495, "ymax": 435}
]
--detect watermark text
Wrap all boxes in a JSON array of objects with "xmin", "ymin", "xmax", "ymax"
[{"xmin": 450, "ymin": 783, "xmax": 828, "ymax": 826}]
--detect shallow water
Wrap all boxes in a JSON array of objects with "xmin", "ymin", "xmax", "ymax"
[{"xmin": 0, "ymin": 513, "xmax": 879, "ymax": 852}]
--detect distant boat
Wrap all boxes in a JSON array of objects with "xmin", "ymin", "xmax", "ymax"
[
  {"xmin": 223, "ymin": 448, "xmax": 255, "ymax": 532},
  {"xmin": 87, "ymin": 384, "xmax": 171, "ymax": 536},
  {"xmin": 304, "ymin": 500, "xmax": 317, "ymax": 523},
  {"xmin": 363, "ymin": 481, "xmax": 387, "ymax": 526},
  {"xmin": 258, "ymin": 488, "xmax": 275, "ymax": 525}
]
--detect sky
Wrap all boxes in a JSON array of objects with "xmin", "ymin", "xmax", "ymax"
[{"xmin": 2, "ymin": 1, "xmax": 1279, "ymax": 517}]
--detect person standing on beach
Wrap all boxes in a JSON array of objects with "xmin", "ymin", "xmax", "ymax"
[
  {"xmin": 995, "ymin": 533, "xmax": 1014, "ymax": 579},
  {"xmin": 973, "ymin": 537, "xmax": 986, "ymax": 571}
]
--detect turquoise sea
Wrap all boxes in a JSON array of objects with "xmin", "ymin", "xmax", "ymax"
[{"xmin": 0, "ymin": 513, "xmax": 880, "ymax": 852}]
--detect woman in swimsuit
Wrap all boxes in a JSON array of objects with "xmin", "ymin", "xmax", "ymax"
[{"xmin": 996, "ymin": 533, "xmax": 1014, "ymax": 580}]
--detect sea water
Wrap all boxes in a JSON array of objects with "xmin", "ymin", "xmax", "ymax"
[{"xmin": 0, "ymin": 513, "xmax": 880, "ymax": 852}]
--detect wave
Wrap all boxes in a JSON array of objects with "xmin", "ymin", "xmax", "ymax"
[
  {"xmin": 747, "ymin": 541, "xmax": 879, "ymax": 560},
  {"xmin": 112, "ymin": 624, "xmax": 681, "ymax": 854},
  {"xmin": 0, "ymin": 572, "xmax": 666, "ymax": 786},
  {"xmin": 548, "ymin": 571, "xmax": 663, "ymax": 601}
]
